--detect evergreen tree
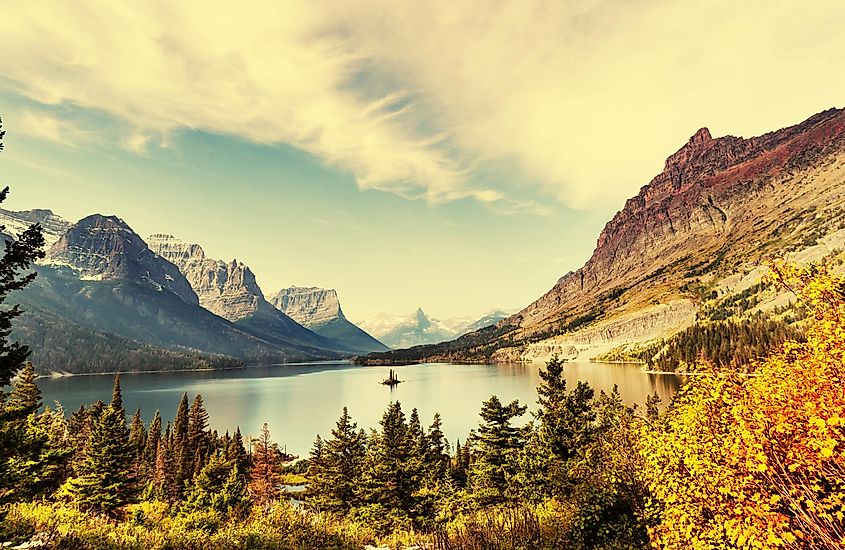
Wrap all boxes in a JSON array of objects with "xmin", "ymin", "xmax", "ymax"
[
  {"xmin": 0, "ymin": 362, "xmax": 65, "ymax": 502},
  {"xmin": 142, "ymin": 410, "xmax": 162, "ymax": 480},
  {"xmin": 248, "ymin": 422, "xmax": 281, "ymax": 507},
  {"xmin": 111, "ymin": 374, "xmax": 123, "ymax": 414},
  {"xmin": 228, "ymin": 426, "xmax": 249, "ymax": 476},
  {"xmin": 407, "ymin": 408, "xmax": 427, "ymax": 484},
  {"xmin": 188, "ymin": 394, "xmax": 211, "ymax": 476},
  {"xmin": 451, "ymin": 439, "xmax": 470, "ymax": 488},
  {"xmin": 308, "ymin": 407, "xmax": 367, "ymax": 512},
  {"xmin": 306, "ymin": 434, "xmax": 328, "ymax": 508},
  {"xmin": 172, "ymin": 392, "xmax": 191, "ymax": 494},
  {"xmin": 360, "ymin": 401, "xmax": 421, "ymax": 520},
  {"xmin": 129, "ymin": 409, "xmax": 146, "ymax": 459},
  {"xmin": 0, "ymin": 181, "xmax": 46, "ymax": 388},
  {"xmin": 65, "ymin": 390, "xmax": 135, "ymax": 515},
  {"xmin": 536, "ymin": 355, "xmax": 596, "ymax": 463},
  {"xmin": 471, "ymin": 395, "xmax": 526, "ymax": 503},
  {"xmin": 0, "ymin": 151, "xmax": 46, "ymax": 500},
  {"xmin": 645, "ymin": 391, "xmax": 661, "ymax": 423},
  {"xmin": 67, "ymin": 405, "xmax": 89, "ymax": 456},
  {"xmin": 184, "ymin": 453, "xmax": 248, "ymax": 515},
  {"xmin": 3, "ymin": 361, "xmax": 41, "ymax": 417},
  {"xmin": 154, "ymin": 422, "xmax": 177, "ymax": 502},
  {"xmin": 424, "ymin": 413, "xmax": 450, "ymax": 489}
]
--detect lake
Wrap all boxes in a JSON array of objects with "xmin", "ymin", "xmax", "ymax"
[{"xmin": 37, "ymin": 362, "xmax": 686, "ymax": 457}]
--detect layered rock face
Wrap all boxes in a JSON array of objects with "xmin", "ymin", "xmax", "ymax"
[
  {"xmin": 148, "ymin": 234, "xmax": 265, "ymax": 321},
  {"xmin": 509, "ymin": 107, "xmax": 845, "ymax": 337},
  {"xmin": 270, "ymin": 287, "xmax": 389, "ymax": 353},
  {"xmin": 365, "ymin": 106, "xmax": 845, "ymax": 363},
  {"xmin": 0, "ymin": 208, "xmax": 71, "ymax": 246},
  {"xmin": 147, "ymin": 234, "xmax": 343, "ymax": 353},
  {"xmin": 269, "ymin": 287, "xmax": 344, "ymax": 327},
  {"xmin": 45, "ymin": 215, "xmax": 198, "ymax": 304}
]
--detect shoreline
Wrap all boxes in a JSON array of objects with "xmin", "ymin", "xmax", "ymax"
[{"xmin": 40, "ymin": 359, "xmax": 354, "ymax": 379}]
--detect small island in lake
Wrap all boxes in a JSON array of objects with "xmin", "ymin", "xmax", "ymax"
[{"xmin": 381, "ymin": 368, "xmax": 402, "ymax": 386}]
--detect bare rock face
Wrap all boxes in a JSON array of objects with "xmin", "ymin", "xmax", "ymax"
[
  {"xmin": 0, "ymin": 207, "xmax": 71, "ymax": 247},
  {"xmin": 147, "ymin": 234, "xmax": 266, "ymax": 322},
  {"xmin": 365, "ymin": 106, "xmax": 845, "ymax": 363},
  {"xmin": 45, "ymin": 215, "xmax": 198, "ymax": 304},
  {"xmin": 269, "ymin": 286, "xmax": 344, "ymax": 327},
  {"xmin": 269, "ymin": 286, "xmax": 390, "ymax": 353},
  {"xmin": 510, "ymin": 107, "xmax": 845, "ymax": 335}
]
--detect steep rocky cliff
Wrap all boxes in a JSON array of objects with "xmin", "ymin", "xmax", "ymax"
[
  {"xmin": 0, "ymin": 207, "xmax": 71, "ymax": 246},
  {"xmin": 270, "ymin": 287, "xmax": 344, "ymax": 327},
  {"xmin": 45, "ymin": 215, "xmax": 198, "ymax": 304},
  {"xmin": 146, "ymin": 234, "xmax": 343, "ymax": 352},
  {"xmin": 15, "ymin": 217, "xmax": 348, "ymax": 371},
  {"xmin": 148, "ymin": 234, "xmax": 266, "ymax": 321},
  {"xmin": 270, "ymin": 287, "xmax": 388, "ymax": 353},
  {"xmin": 364, "ymin": 107, "xmax": 845, "ymax": 363}
]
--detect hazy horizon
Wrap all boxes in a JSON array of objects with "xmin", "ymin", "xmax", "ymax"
[{"xmin": 2, "ymin": 1, "xmax": 844, "ymax": 320}]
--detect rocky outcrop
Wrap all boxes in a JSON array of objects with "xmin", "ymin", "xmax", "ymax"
[
  {"xmin": 500, "ymin": 300, "xmax": 697, "ymax": 363},
  {"xmin": 269, "ymin": 287, "xmax": 344, "ymax": 327},
  {"xmin": 513, "ymin": 108, "xmax": 845, "ymax": 335},
  {"xmin": 148, "ymin": 234, "xmax": 265, "ymax": 321},
  {"xmin": 269, "ymin": 287, "xmax": 389, "ymax": 353},
  {"xmin": 364, "ymin": 106, "xmax": 845, "ymax": 363},
  {"xmin": 0, "ymin": 207, "xmax": 71, "ymax": 247},
  {"xmin": 45, "ymin": 215, "xmax": 198, "ymax": 304},
  {"xmin": 147, "ymin": 234, "xmax": 357, "ymax": 354}
]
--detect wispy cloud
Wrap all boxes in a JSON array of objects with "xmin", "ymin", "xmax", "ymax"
[
  {"xmin": 15, "ymin": 109, "xmax": 93, "ymax": 148},
  {"xmin": 1, "ymin": 0, "xmax": 844, "ymax": 212}
]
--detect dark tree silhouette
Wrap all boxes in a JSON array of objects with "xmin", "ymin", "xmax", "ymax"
[{"xmin": 0, "ymin": 114, "xmax": 46, "ymax": 387}]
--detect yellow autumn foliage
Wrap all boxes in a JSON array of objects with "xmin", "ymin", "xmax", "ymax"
[{"xmin": 641, "ymin": 261, "xmax": 845, "ymax": 549}]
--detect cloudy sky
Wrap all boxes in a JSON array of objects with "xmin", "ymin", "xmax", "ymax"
[{"xmin": 1, "ymin": 0, "xmax": 844, "ymax": 320}]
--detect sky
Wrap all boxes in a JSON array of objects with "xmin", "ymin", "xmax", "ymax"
[{"xmin": 0, "ymin": 1, "xmax": 844, "ymax": 321}]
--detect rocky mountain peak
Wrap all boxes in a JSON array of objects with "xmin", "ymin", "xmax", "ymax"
[
  {"xmin": 269, "ymin": 287, "xmax": 344, "ymax": 327},
  {"xmin": 0, "ymin": 207, "xmax": 72, "ymax": 247},
  {"xmin": 45, "ymin": 214, "xmax": 199, "ymax": 304},
  {"xmin": 511, "ymin": 107, "xmax": 845, "ymax": 336},
  {"xmin": 415, "ymin": 307, "xmax": 431, "ymax": 328},
  {"xmin": 148, "ymin": 233, "xmax": 206, "ymax": 263},
  {"xmin": 148, "ymin": 234, "xmax": 269, "ymax": 322}
]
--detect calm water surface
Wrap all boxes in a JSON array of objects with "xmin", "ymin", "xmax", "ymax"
[{"xmin": 38, "ymin": 362, "xmax": 685, "ymax": 457}]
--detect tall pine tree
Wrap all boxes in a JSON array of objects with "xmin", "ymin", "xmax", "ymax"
[
  {"xmin": 308, "ymin": 407, "xmax": 367, "ymax": 512},
  {"xmin": 188, "ymin": 394, "xmax": 211, "ymax": 476},
  {"xmin": 65, "ymin": 377, "xmax": 135, "ymax": 515},
  {"xmin": 248, "ymin": 422, "xmax": 281, "ymax": 508},
  {"xmin": 471, "ymin": 395, "xmax": 526, "ymax": 503},
  {"xmin": 360, "ymin": 401, "xmax": 422, "ymax": 522},
  {"xmin": 172, "ymin": 392, "xmax": 191, "ymax": 495}
]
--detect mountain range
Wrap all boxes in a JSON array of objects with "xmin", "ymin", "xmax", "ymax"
[
  {"xmin": 357, "ymin": 308, "xmax": 512, "ymax": 349},
  {"xmin": 2, "ymin": 211, "xmax": 388, "ymax": 374},
  {"xmin": 363, "ymin": 107, "xmax": 845, "ymax": 364},
  {"xmin": 269, "ymin": 287, "xmax": 389, "ymax": 353},
  {"xmin": 8, "ymin": 106, "xmax": 845, "ymax": 372}
]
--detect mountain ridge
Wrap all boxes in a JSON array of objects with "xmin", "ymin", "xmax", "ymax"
[
  {"xmin": 362, "ymin": 106, "xmax": 845, "ymax": 364},
  {"xmin": 269, "ymin": 286, "xmax": 388, "ymax": 353}
]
